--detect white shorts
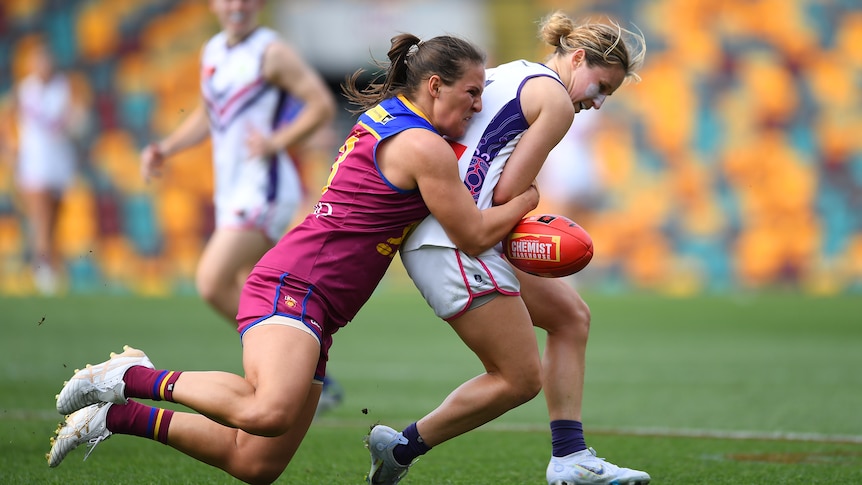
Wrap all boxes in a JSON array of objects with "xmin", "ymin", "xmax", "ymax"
[
  {"xmin": 401, "ymin": 246, "xmax": 520, "ymax": 321},
  {"xmin": 216, "ymin": 198, "xmax": 299, "ymax": 242},
  {"xmin": 16, "ymin": 150, "xmax": 76, "ymax": 192},
  {"xmin": 215, "ymin": 157, "xmax": 302, "ymax": 241}
]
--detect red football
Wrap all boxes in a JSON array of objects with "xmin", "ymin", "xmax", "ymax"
[{"xmin": 505, "ymin": 214, "xmax": 594, "ymax": 278}]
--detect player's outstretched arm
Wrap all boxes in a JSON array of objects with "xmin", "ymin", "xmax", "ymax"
[{"xmin": 140, "ymin": 105, "xmax": 209, "ymax": 182}]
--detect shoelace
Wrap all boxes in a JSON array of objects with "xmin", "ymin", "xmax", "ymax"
[
  {"xmin": 83, "ymin": 434, "xmax": 109, "ymax": 461},
  {"xmin": 581, "ymin": 447, "xmax": 624, "ymax": 474}
]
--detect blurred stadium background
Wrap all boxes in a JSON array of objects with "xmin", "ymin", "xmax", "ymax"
[{"xmin": 1, "ymin": 0, "xmax": 861, "ymax": 297}]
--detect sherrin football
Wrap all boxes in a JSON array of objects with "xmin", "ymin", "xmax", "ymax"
[{"xmin": 505, "ymin": 214, "xmax": 594, "ymax": 278}]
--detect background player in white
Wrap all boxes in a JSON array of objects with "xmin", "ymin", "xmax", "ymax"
[
  {"xmin": 394, "ymin": 11, "xmax": 650, "ymax": 485},
  {"xmin": 139, "ymin": 0, "xmax": 336, "ymax": 323},
  {"xmin": 0, "ymin": 38, "xmax": 86, "ymax": 295}
]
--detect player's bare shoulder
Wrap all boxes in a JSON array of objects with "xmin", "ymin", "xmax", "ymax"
[
  {"xmin": 261, "ymin": 39, "xmax": 309, "ymax": 85},
  {"xmin": 378, "ymin": 128, "xmax": 455, "ymax": 189},
  {"xmin": 520, "ymin": 75, "xmax": 574, "ymax": 126},
  {"xmin": 402, "ymin": 129, "xmax": 456, "ymax": 171}
]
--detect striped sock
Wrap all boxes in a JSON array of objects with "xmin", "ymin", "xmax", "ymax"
[
  {"xmin": 551, "ymin": 420, "xmax": 587, "ymax": 457},
  {"xmin": 106, "ymin": 399, "xmax": 173, "ymax": 444},
  {"xmin": 124, "ymin": 366, "xmax": 182, "ymax": 402}
]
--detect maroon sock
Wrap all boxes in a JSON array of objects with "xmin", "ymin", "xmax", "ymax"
[
  {"xmin": 106, "ymin": 399, "xmax": 173, "ymax": 444},
  {"xmin": 124, "ymin": 366, "xmax": 182, "ymax": 402}
]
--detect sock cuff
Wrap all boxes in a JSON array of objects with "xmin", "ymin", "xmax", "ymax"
[
  {"xmin": 550, "ymin": 419, "xmax": 586, "ymax": 457},
  {"xmin": 550, "ymin": 419, "xmax": 583, "ymax": 431},
  {"xmin": 106, "ymin": 399, "xmax": 174, "ymax": 444},
  {"xmin": 152, "ymin": 370, "xmax": 182, "ymax": 401},
  {"xmin": 393, "ymin": 422, "xmax": 431, "ymax": 466}
]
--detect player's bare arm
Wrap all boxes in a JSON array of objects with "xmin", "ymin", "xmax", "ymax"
[
  {"xmin": 493, "ymin": 76, "xmax": 574, "ymax": 205},
  {"xmin": 157, "ymin": 104, "xmax": 209, "ymax": 157},
  {"xmin": 381, "ymin": 129, "xmax": 538, "ymax": 256},
  {"xmin": 141, "ymin": 104, "xmax": 209, "ymax": 181},
  {"xmin": 260, "ymin": 40, "xmax": 336, "ymax": 156}
]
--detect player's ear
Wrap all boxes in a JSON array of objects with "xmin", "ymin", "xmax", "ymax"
[
  {"xmin": 428, "ymin": 75, "xmax": 442, "ymax": 98},
  {"xmin": 570, "ymin": 49, "xmax": 586, "ymax": 70}
]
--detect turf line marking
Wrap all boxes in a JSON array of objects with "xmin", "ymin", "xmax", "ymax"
[
  {"xmin": 2, "ymin": 410, "xmax": 67, "ymax": 420},
  {"xmin": 314, "ymin": 419, "xmax": 862, "ymax": 445},
  {"xmin": 478, "ymin": 423, "xmax": 862, "ymax": 444},
  {"xmin": 585, "ymin": 426, "xmax": 862, "ymax": 445},
  {"xmin": 10, "ymin": 411, "xmax": 862, "ymax": 445}
]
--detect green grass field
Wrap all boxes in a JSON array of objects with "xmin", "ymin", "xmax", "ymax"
[{"xmin": 2, "ymin": 277, "xmax": 861, "ymax": 484}]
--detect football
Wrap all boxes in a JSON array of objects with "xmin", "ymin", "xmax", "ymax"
[{"xmin": 505, "ymin": 214, "xmax": 594, "ymax": 278}]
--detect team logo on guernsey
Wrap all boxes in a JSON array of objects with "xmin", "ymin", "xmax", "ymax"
[
  {"xmin": 367, "ymin": 105, "xmax": 395, "ymax": 124},
  {"xmin": 314, "ymin": 202, "xmax": 332, "ymax": 218},
  {"xmin": 284, "ymin": 295, "xmax": 298, "ymax": 308},
  {"xmin": 507, "ymin": 233, "xmax": 561, "ymax": 262}
]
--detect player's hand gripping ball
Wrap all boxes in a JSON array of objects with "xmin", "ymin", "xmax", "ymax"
[{"xmin": 505, "ymin": 214, "xmax": 594, "ymax": 277}]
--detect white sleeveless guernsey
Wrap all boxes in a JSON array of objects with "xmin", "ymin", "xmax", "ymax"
[
  {"xmin": 200, "ymin": 27, "xmax": 302, "ymax": 240},
  {"xmin": 402, "ymin": 60, "xmax": 562, "ymax": 251},
  {"xmin": 15, "ymin": 73, "xmax": 76, "ymax": 191}
]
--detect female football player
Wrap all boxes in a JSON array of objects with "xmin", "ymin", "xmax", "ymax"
[
  {"xmin": 49, "ymin": 32, "xmax": 539, "ymax": 485},
  {"xmin": 391, "ymin": 10, "xmax": 651, "ymax": 485}
]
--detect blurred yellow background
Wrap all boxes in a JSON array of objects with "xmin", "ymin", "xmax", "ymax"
[{"xmin": 0, "ymin": 0, "xmax": 860, "ymax": 296}]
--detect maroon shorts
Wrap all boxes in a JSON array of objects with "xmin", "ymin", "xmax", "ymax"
[{"xmin": 237, "ymin": 265, "xmax": 342, "ymax": 380}]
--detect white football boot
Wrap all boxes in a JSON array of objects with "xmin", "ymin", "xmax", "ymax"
[
  {"xmin": 547, "ymin": 447, "xmax": 651, "ymax": 485},
  {"xmin": 47, "ymin": 402, "xmax": 113, "ymax": 467},
  {"xmin": 365, "ymin": 425, "xmax": 413, "ymax": 484},
  {"xmin": 56, "ymin": 345, "xmax": 154, "ymax": 415}
]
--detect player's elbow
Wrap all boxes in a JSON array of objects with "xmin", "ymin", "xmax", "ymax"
[
  {"xmin": 461, "ymin": 245, "xmax": 485, "ymax": 258},
  {"xmin": 451, "ymin": 235, "xmax": 496, "ymax": 258},
  {"xmin": 321, "ymin": 96, "xmax": 337, "ymax": 122},
  {"xmin": 492, "ymin": 189, "xmax": 514, "ymax": 206},
  {"xmin": 316, "ymin": 91, "xmax": 337, "ymax": 122}
]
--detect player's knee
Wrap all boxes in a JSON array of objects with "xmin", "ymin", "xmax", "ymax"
[
  {"xmin": 570, "ymin": 297, "xmax": 591, "ymax": 335},
  {"xmin": 233, "ymin": 460, "xmax": 287, "ymax": 485},
  {"xmin": 550, "ymin": 293, "xmax": 591, "ymax": 339},
  {"xmin": 520, "ymin": 365, "xmax": 544, "ymax": 402},
  {"xmin": 237, "ymin": 405, "xmax": 295, "ymax": 437},
  {"xmin": 513, "ymin": 381, "xmax": 542, "ymax": 406},
  {"xmin": 503, "ymin": 363, "xmax": 543, "ymax": 406},
  {"xmin": 529, "ymin": 285, "xmax": 591, "ymax": 337},
  {"xmin": 195, "ymin": 274, "xmax": 218, "ymax": 303}
]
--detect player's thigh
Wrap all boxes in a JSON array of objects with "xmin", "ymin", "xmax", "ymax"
[
  {"xmin": 198, "ymin": 229, "xmax": 273, "ymax": 282},
  {"xmin": 241, "ymin": 323, "xmax": 320, "ymax": 421},
  {"xmin": 516, "ymin": 267, "xmax": 588, "ymax": 331},
  {"xmin": 448, "ymin": 295, "xmax": 540, "ymax": 376}
]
